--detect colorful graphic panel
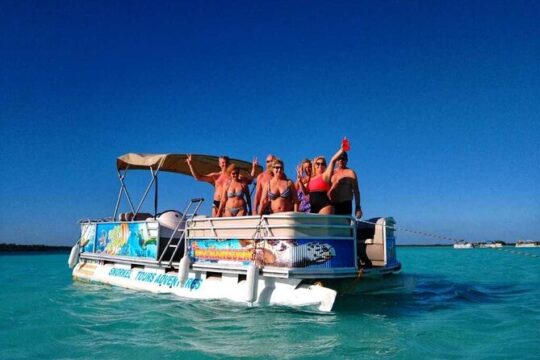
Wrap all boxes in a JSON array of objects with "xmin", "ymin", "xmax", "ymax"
[
  {"xmin": 95, "ymin": 222, "xmax": 158, "ymax": 259},
  {"xmin": 80, "ymin": 223, "xmax": 96, "ymax": 253},
  {"xmin": 189, "ymin": 239, "xmax": 253, "ymax": 266},
  {"xmin": 189, "ymin": 238, "xmax": 355, "ymax": 268}
]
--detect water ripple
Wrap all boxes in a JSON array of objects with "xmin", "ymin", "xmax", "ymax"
[{"xmin": 1, "ymin": 250, "xmax": 539, "ymax": 359}]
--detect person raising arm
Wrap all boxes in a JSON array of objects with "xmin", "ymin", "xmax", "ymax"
[
  {"xmin": 305, "ymin": 146, "xmax": 344, "ymax": 214},
  {"xmin": 186, "ymin": 154, "xmax": 231, "ymax": 217}
]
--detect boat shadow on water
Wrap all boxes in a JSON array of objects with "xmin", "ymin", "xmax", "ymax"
[{"xmin": 332, "ymin": 273, "xmax": 532, "ymax": 316}]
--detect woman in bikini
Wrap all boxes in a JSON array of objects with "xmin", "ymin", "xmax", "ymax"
[
  {"xmin": 299, "ymin": 146, "xmax": 344, "ymax": 214},
  {"xmin": 258, "ymin": 159, "xmax": 299, "ymax": 214},
  {"xmin": 295, "ymin": 158, "xmax": 312, "ymax": 213},
  {"xmin": 218, "ymin": 164, "xmax": 252, "ymax": 217},
  {"xmin": 186, "ymin": 154, "xmax": 256, "ymax": 216}
]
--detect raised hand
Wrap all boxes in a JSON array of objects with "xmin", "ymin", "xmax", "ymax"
[{"xmin": 296, "ymin": 165, "xmax": 302, "ymax": 180}]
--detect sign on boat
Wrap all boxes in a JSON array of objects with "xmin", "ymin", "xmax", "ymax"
[{"xmin": 69, "ymin": 153, "xmax": 402, "ymax": 312}]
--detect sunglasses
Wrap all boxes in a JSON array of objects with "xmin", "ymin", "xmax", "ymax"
[
  {"xmin": 266, "ymin": 159, "xmax": 273, "ymax": 163},
  {"xmin": 315, "ymin": 162, "xmax": 326, "ymax": 166},
  {"xmin": 273, "ymin": 166, "xmax": 283, "ymax": 170}
]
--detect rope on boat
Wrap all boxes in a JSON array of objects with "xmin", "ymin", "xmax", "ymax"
[
  {"xmin": 356, "ymin": 219, "xmax": 459, "ymax": 242},
  {"xmin": 251, "ymin": 216, "xmax": 266, "ymax": 267},
  {"xmin": 356, "ymin": 219, "xmax": 539, "ymax": 259}
]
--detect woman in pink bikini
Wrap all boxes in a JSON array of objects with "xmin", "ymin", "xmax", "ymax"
[
  {"xmin": 218, "ymin": 164, "xmax": 252, "ymax": 217},
  {"xmin": 300, "ymin": 146, "xmax": 344, "ymax": 214},
  {"xmin": 258, "ymin": 159, "xmax": 298, "ymax": 214}
]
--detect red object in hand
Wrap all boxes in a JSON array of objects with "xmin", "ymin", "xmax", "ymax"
[{"xmin": 342, "ymin": 137, "xmax": 350, "ymax": 151}]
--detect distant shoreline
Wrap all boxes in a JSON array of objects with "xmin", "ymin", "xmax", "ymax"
[
  {"xmin": 0, "ymin": 243, "xmax": 71, "ymax": 253},
  {"xmin": 397, "ymin": 244, "xmax": 452, "ymax": 247},
  {"xmin": 0, "ymin": 243, "xmax": 527, "ymax": 253}
]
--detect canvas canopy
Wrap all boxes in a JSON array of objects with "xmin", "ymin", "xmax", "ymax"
[{"xmin": 117, "ymin": 153, "xmax": 262, "ymax": 178}]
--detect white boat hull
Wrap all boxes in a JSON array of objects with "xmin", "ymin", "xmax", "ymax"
[
  {"xmin": 453, "ymin": 244, "xmax": 473, "ymax": 249},
  {"xmin": 515, "ymin": 243, "xmax": 539, "ymax": 248},
  {"xmin": 73, "ymin": 262, "xmax": 337, "ymax": 312},
  {"xmin": 72, "ymin": 214, "xmax": 402, "ymax": 312}
]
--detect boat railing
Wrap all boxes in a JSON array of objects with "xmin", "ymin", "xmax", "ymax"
[
  {"xmin": 77, "ymin": 211, "xmax": 398, "ymax": 278},
  {"xmin": 185, "ymin": 213, "xmax": 359, "ymax": 277},
  {"xmin": 157, "ymin": 198, "xmax": 204, "ymax": 267},
  {"xmin": 187, "ymin": 213, "xmax": 355, "ymax": 240}
]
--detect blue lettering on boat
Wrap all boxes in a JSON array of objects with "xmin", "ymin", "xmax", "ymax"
[
  {"xmin": 153, "ymin": 274, "xmax": 180, "ymax": 288},
  {"xmin": 109, "ymin": 268, "xmax": 132, "ymax": 279},
  {"xmin": 135, "ymin": 271, "xmax": 156, "ymax": 283},
  {"xmin": 184, "ymin": 278, "xmax": 202, "ymax": 291}
]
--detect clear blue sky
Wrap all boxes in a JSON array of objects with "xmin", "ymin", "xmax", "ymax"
[{"xmin": 1, "ymin": 1, "xmax": 538, "ymax": 245}]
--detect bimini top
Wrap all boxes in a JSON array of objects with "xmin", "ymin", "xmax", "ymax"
[{"xmin": 117, "ymin": 153, "xmax": 263, "ymax": 177}]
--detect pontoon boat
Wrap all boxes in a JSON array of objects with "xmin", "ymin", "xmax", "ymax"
[{"xmin": 69, "ymin": 153, "xmax": 402, "ymax": 312}]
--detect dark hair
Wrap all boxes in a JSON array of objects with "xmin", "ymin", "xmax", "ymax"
[{"xmin": 338, "ymin": 152, "xmax": 348, "ymax": 161}]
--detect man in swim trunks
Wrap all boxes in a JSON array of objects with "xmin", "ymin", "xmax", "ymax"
[
  {"xmin": 328, "ymin": 152, "xmax": 363, "ymax": 218},
  {"xmin": 186, "ymin": 154, "xmax": 254, "ymax": 217},
  {"xmin": 254, "ymin": 154, "xmax": 276, "ymax": 215}
]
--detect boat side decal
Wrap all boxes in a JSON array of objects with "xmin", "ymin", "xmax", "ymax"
[
  {"xmin": 189, "ymin": 238, "xmax": 355, "ymax": 268},
  {"xmin": 80, "ymin": 223, "xmax": 97, "ymax": 253},
  {"xmin": 80, "ymin": 222, "xmax": 158, "ymax": 259}
]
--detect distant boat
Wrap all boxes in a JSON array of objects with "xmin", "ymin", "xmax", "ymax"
[
  {"xmin": 477, "ymin": 241, "xmax": 503, "ymax": 248},
  {"xmin": 453, "ymin": 240, "xmax": 473, "ymax": 249},
  {"xmin": 515, "ymin": 240, "xmax": 539, "ymax": 248}
]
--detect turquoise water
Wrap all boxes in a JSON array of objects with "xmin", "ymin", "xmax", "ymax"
[{"xmin": 1, "ymin": 247, "xmax": 539, "ymax": 359}]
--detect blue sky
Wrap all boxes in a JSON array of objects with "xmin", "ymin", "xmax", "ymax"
[{"xmin": 1, "ymin": 0, "xmax": 538, "ymax": 245}]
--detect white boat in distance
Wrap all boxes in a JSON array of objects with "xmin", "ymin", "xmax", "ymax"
[
  {"xmin": 476, "ymin": 241, "xmax": 503, "ymax": 248},
  {"xmin": 453, "ymin": 240, "xmax": 473, "ymax": 249},
  {"xmin": 515, "ymin": 240, "xmax": 539, "ymax": 248},
  {"xmin": 68, "ymin": 153, "xmax": 403, "ymax": 312}
]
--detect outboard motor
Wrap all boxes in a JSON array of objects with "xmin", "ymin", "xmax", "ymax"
[
  {"xmin": 156, "ymin": 210, "xmax": 186, "ymax": 263},
  {"xmin": 157, "ymin": 210, "xmax": 185, "ymax": 239}
]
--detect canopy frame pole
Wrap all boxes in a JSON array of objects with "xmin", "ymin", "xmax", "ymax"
[
  {"xmin": 112, "ymin": 180, "xmax": 123, "ymax": 220},
  {"xmin": 154, "ymin": 172, "xmax": 158, "ymax": 219},
  {"xmin": 133, "ymin": 166, "xmax": 161, "ymax": 217},
  {"xmin": 113, "ymin": 168, "xmax": 136, "ymax": 220}
]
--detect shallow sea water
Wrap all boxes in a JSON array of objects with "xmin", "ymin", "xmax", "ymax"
[{"xmin": 1, "ymin": 247, "xmax": 539, "ymax": 359}]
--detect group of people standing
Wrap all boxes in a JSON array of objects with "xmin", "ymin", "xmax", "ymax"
[{"xmin": 185, "ymin": 143, "xmax": 362, "ymax": 218}]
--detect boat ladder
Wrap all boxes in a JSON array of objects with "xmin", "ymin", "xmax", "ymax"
[{"xmin": 157, "ymin": 198, "xmax": 204, "ymax": 267}]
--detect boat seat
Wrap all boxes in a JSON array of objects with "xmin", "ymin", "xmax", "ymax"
[{"xmin": 356, "ymin": 218, "xmax": 386, "ymax": 267}]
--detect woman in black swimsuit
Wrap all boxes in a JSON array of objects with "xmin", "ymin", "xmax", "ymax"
[{"xmin": 258, "ymin": 159, "xmax": 299, "ymax": 214}]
